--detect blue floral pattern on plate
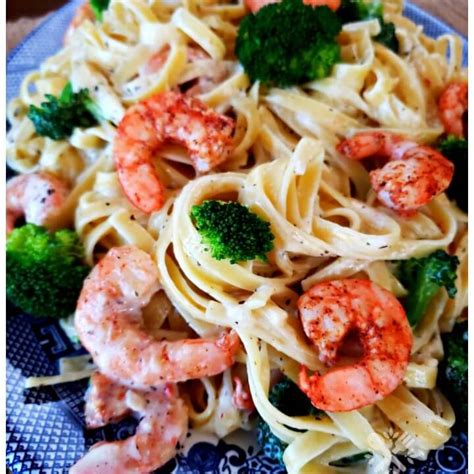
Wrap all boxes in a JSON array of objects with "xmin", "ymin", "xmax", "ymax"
[{"xmin": 6, "ymin": 2, "xmax": 467, "ymax": 472}]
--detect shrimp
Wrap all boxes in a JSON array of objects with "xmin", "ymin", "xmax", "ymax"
[
  {"xmin": 6, "ymin": 172, "xmax": 69, "ymax": 234},
  {"xmin": 298, "ymin": 279, "xmax": 412, "ymax": 412},
  {"xmin": 143, "ymin": 46, "xmax": 231, "ymax": 96},
  {"xmin": 337, "ymin": 131, "xmax": 454, "ymax": 214},
  {"xmin": 232, "ymin": 376, "xmax": 255, "ymax": 411},
  {"xmin": 438, "ymin": 81, "xmax": 468, "ymax": 138},
  {"xmin": 246, "ymin": 0, "xmax": 340, "ymax": 14},
  {"xmin": 144, "ymin": 46, "xmax": 209, "ymax": 76},
  {"xmin": 71, "ymin": 378, "xmax": 188, "ymax": 474},
  {"xmin": 64, "ymin": 2, "xmax": 95, "ymax": 45},
  {"xmin": 113, "ymin": 91, "xmax": 235, "ymax": 213},
  {"xmin": 85, "ymin": 372, "xmax": 130, "ymax": 429},
  {"xmin": 75, "ymin": 245, "xmax": 241, "ymax": 390}
]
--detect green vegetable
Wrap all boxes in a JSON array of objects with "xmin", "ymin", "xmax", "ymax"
[
  {"xmin": 439, "ymin": 321, "xmax": 467, "ymax": 428},
  {"xmin": 375, "ymin": 21, "xmax": 399, "ymax": 52},
  {"xmin": 235, "ymin": 0, "xmax": 342, "ymax": 87},
  {"xmin": 338, "ymin": 0, "xmax": 383, "ymax": 22},
  {"xmin": 257, "ymin": 376, "xmax": 321, "ymax": 463},
  {"xmin": 27, "ymin": 82, "xmax": 101, "ymax": 140},
  {"xmin": 6, "ymin": 224, "xmax": 91, "ymax": 319},
  {"xmin": 90, "ymin": 0, "xmax": 110, "ymax": 21},
  {"xmin": 190, "ymin": 200, "xmax": 275, "ymax": 264},
  {"xmin": 398, "ymin": 250, "xmax": 459, "ymax": 326},
  {"xmin": 438, "ymin": 135, "xmax": 468, "ymax": 211},
  {"xmin": 338, "ymin": 0, "xmax": 399, "ymax": 52},
  {"xmin": 329, "ymin": 452, "xmax": 373, "ymax": 467}
]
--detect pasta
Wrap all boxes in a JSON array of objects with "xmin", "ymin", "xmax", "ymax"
[{"xmin": 6, "ymin": 0, "xmax": 467, "ymax": 472}]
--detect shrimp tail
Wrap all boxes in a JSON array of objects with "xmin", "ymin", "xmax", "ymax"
[
  {"xmin": 85, "ymin": 372, "xmax": 131, "ymax": 429},
  {"xmin": 232, "ymin": 375, "xmax": 255, "ymax": 411},
  {"xmin": 217, "ymin": 330, "xmax": 241, "ymax": 362}
]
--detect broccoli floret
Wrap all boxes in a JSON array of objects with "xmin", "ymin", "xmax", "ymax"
[
  {"xmin": 439, "ymin": 135, "xmax": 468, "ymax": 156},
  {"xmin": 190, "ymin": 200, "xmax": 275, "ymax": 264},
  {"xmin": 235, "ymin": 0, "xmax": 342, "ymax": 87},
  {"xmin": 257, "ymin": 376, "xmax": 321, "ymax": 463},
  {"xmin": 439, "ymin": 321, "xmax": 467, "ymax": 428},
  {"xmin": 398, "ymin": 250, "xmax": 459, "ymax": 327},
  {"xmin": 6, "ymin": 224, "xmax": 90, "ymax": 319},
  {"xmin": 27, "ymin": 82, "xmax": 101, "ymax": 140},
  {"xmin": 90, "ymin": 0, "xmax": 110, "ymax": 21},
  {"xmin": 438, "ymin": 135, "xmax": 468, "ymax": 211},
  {"xmin": 338, "ymin": 0, "xmax": 399, "ymax": 52},
  {"xmin": 338, "ymin": 0, "xmax": 383, "ymax": 22}
]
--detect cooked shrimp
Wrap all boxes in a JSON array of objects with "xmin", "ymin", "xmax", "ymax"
[
  {"xmin": 113, "ymin": 91, "xmax": 235, "ymax": 213},
  {"xmin": 246, "ymin": 0, "xmax": 340, "ymax": 14},
  {"xmin": 71, "ymin": 380, "xmax": 188, "ymax": 474},
  {"xmin": 438, "ymin": 81, "xmax": 468, "ymax": 138},
  {"xmin": 245, "ymin": 0, "xmax": 277, "ymax": 14},
  {"xmin": 337, "ymin": 131, "xmax": 454, "ymax": 214},
  {"xmin": 85, "ymin": 372, "xmax": 130, "ymax": 429},
  {"xmin": 305, "ymin": 0, "xmax": 341, "ymax": 9},
  {"xmin": 64, "ymin": 2, "xmax": 95, "ymax": 45},
  {"xmin": 232, "ymin": 376, "xmax": 255, "ymax": 411},
  {"xmin": 143, "ymin": 46, "xmax": 231, "ymax": 96},
  {"xmin": 6, "ymin": 172, "xmax": 69, "ymax": 234},
  {"xmin": 75, "ymin": 245, "xmax": 241, "ymax": 390},
  {"xmin": 298, "ymin": 279, "xmax": 412, "ymax": 412},
  {"xmin": 144, "ymin": 46, "xmax": 208, "ymax": 76}
]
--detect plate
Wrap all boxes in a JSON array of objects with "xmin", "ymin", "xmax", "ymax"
[{"xmin": 6, "ymin": 2, "xmax": 468, "ymax": 472}]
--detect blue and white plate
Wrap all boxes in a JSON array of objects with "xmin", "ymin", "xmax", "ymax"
[{"xmin": 6, "ymin": 2, "xmax": 468, "ymax": 472}]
